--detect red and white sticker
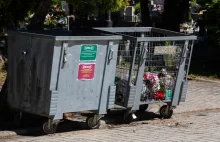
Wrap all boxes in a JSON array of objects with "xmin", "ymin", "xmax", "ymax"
[{"xmin": 77, "ymin": 63, "xmax": 96, "ymax": 80}]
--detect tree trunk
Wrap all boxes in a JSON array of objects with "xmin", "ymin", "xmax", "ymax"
[
  {"xmin": 140, "ymin": 0, "xmax": 151, "ymax": 26},
  {"xmin": 162, "ymin": 0, "xmax": 189, "ymax": 32},
  {"xmin": 179, "ymin": 0, "xmax": 189, "ymax": 23},
  {"xmin": 27, "ymin": 0, "xmax": 52, "ymax": 30},
  {"xmin": 162, "ymin": 0, "xmax": 180, "ymax": 32}
]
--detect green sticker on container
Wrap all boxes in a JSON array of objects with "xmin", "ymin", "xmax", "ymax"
[{"xmin": 80, "ymin": 44, "xmax": 98, "ymax": 61}]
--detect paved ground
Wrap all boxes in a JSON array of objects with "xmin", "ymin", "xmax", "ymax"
[
  {"xmin": 0, "ymin": 80, "xmax": 220, "ymax": 142},
  {"xmin": 2, "ymin": 110, "xmax": 220, "ymax": 142}
]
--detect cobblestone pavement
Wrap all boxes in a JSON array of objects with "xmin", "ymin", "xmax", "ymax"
[
  {"xmin": 2, "ymin": 110, "xmax": 220, "ymax": 142},
  {"xmin": 1, "ymin": 80, "xmax": 220, "ymax": 142}
]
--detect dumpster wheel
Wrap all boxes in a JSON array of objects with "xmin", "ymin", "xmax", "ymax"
[
  {"xmin": 159, "ymin": 105, "xmax": 173, "ymax": 119},
  {"xmin": 124, "ymin": 112, "xmax": 134, "ymax": 124},
  {"xmin": 86, "ymin": 115, "xmax": 101, "ymax": 129},
  {"xmin": 42, "ymin": 122, "xmax": 58, "ymax": 134}
]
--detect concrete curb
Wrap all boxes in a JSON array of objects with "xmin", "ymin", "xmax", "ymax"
[
  {"xmin": 0, "ymin": 129, "xmax": 27, "ymax": 139},
  {"xmin": 188, "ymin": 77, "xmax": 220, "ymax": 84}
]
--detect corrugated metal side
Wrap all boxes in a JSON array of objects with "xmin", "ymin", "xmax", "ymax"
[
  {"xmin": 127, "ymin": 86, "xmax": 136, "ymax": 108},
  {"xmin": 7, "ymin": 33, "xmax": 54, "ymax": 117},
  {"xmin": 49, "ymin": 90, "xmax": 59, "ymax": 116},
  {"xmin": 108, "ymin": 86, "xmax": 116, "ymax": 109},
  {"xmin": 180, "ymin": 81, "xmax": 188, "ymax": 102}
]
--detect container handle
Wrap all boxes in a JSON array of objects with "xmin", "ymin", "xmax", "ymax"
[
  {"xmin": 143, "ymin": 47, "xmax": 148, "ymax": 59},
  {"xmin": 61, "ymin": 48, "xmax": 67, "ymax": 69},
  {"xmin": 108, "ymin": 48, "xmax": 114, "ymax": 64}
]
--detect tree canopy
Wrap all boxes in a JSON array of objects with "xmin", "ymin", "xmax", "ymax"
[
  {"xmin": 0, "ymin": 0, "xmax": 220, "ymax": 46},
  {"xmin": 69, "ymin": 0, "xmax": 129, "ymax": 14},
  {"xmin": 0, "ymin": 0, "xmax": 129, "ymax": 31},
  {"xmin": 0, "ymin": 0, "xmax": 37, "ymax": 30},
  {"xmin": 200, "ymin": 0, "xmax": 220, "ymax": 46}
]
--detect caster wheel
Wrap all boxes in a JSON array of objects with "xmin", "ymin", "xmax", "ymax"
[
  {"xmin": 124, "ymin": 113, "xmax": 133, "ymax": 124},
  {"xmin": 107, "ymin": 109, "xmax": 111, "ymax": 114},
  {"xmin": 138, "ymin": 104, "xmax": 149, "ymax": 112},
  {"xmin": 86, "ymin": 115, "xmax": 101, "ymax": 129},
  {"xmin": 42, "ymin": 122, "xmax": 58, "ymax": 134},
  {"xmin": 160, "ymin": 105, "xmax": 173, "ymax": 119}
]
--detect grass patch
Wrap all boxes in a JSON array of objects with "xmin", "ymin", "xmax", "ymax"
[
  {"xmin": 189, "ymin": 59, "xmax": 220, "ymax": 80},
  {"xmin": 188, "ymin": 74, "xmax": 197, "ymax": 79},
  {"xmin": 188, "ymin": 73, "xmax": 220, "ymax": 81}
]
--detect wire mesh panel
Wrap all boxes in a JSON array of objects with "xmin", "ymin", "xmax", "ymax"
[
  {"xmin": 114, "ymin": 40, "xmax": 139, "ymax": 106},
  {"xmin": 184, "ymin": 40, "xmax": 194, "ymax": 78},
  {"xmin": 141, "ymin": 40, "xmax": 185, "ymax": 103}
]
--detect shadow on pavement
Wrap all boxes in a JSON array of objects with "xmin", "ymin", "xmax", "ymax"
[{"xmin": 0, "ymin": 110, "xmax": 161, "ymax": 137}]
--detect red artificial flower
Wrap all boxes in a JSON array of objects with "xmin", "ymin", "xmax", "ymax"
[
  {"xmin": 143, "ymin": 73, "xmax": 148, "ymax": 79},
  {"xmin": 153, "ymin": 91, "xmax": 165, "ymax": 100}
]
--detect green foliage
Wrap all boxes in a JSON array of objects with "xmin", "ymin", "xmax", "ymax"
[
  {"xmin": 0, "ymin": 0, "xmax": 38, "ymax": 30},
  {"xmin": 190, "ymin": 0, "xmax": 197, "ymax": 5},
  {"xmin": 159, "ymin": 81, "xmax": 166, "ymax": 93},
  {"xmin": 204, "ymin": 0, "xmax": 220, "ymax": 46},
  {"xmin": 0, "ymin": 0, "xmax": 129, "ymax": 31},
  {"xmin": 68, "ymin": 0, "xmax": 129, "ymax": 15},
  {"xmin": 134, "ymin": 2, "xmax": 140, "ymax": 15},
  {"xmin": 165, "ymin": 41, "xmax": 171, "ymax": 46},
  {"xmin": 1, "ymin": 60, "xmax": 7, "ymax": 72},
  {"xmin": 120, "ymin": 59, "xmax": 130, "ymax": 68},
  {"xmin": 0, "ymin": 61, "xmax": 7, "ymax": 86},
  {"xmin": 193, "ymin": 0, "xmax": 220, "ymax": 46}
]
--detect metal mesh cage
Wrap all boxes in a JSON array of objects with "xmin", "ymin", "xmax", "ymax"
[{"xmin": 94, "ymin": 27, "xmax": 196, "ymax": 108}]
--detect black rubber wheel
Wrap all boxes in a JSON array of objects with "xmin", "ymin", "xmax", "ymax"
[
  {"xmin": 107, "ymin": 109, "xmax": 111, "ymax": 114},
  {"xmin": 42, "ymin": 122, "xmax": 57, "ymax": 134},
  {"xmin": 124, "ymin": 113, "xmax": 133, "ymax": 124},
  {"xmin": 159, "ymin": 105, "xmax": 173, "ymax": 119},
  {"xmin": 86, "ymin": 116, "xmax": 101, "ymax": 129},
  {"xmin": 138, "ymin": 104, "xmax": 149, "ymax": 112}
]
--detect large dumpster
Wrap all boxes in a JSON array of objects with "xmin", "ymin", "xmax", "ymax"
[
  {"xmin": 7, "ymin": 30, "xmax": 122, "ymax": 133},
  {"xmin": 94, "ymin": 27, "xmax": 197, "ymax": 122}
]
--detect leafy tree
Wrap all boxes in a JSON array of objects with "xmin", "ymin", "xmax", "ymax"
[
  {"xmin": 68, "ymin": 0, "xmax": 129, "ymax": 20},
  {"xmin": 0, "ymin": 0, "xmax": 130, "ymax": 104},
  {"xmin": 0, "ymin": 0, "xmax": 38, "ymax": 31},
  {"xmin": 0, "ymin": 0, "xmax": 129, "ymax": 31},
  {"xmin": 187, "ymin": 0, "xmax": 220, "ymax": 46},
  {"xmin": 201, "ymin": 0, "xmax": 220, "ymax": 46},
  {"xmin": 69, "ymin": 0, "xmax": 129, "ymax": 14},
  {"xmin": 134, "ymin": 2, "xmax": 140, "ymax": 15}
]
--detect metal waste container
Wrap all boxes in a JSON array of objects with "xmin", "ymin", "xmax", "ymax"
[
  {"xmin": 94, "ymin": 27, "xmax": 197, "ymax": 122},
  {"xmin": 7, "ymin": 30, "xmax": 122, "ymax": 133}
]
